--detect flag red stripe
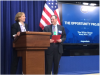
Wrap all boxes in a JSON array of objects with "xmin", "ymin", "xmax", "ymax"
[
  {"xmin": 54, "ymin": 10, "xmax": 61, "ymax": 25},
  {"xmin": 39, "ymin": 22, "xmax": 44, "ymax": 30},
  {"xmin": 41, "ymin": 15, "xmax": 51, "ymax": 25},
  {"xmin": 43, "ymin": 7, "xmax": 52, "ymax": 18}
]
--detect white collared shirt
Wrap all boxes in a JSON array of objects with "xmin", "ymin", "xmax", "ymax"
[
  {"xmin": 52, "ymin": 24, "xmax": 58, "ymax": 35},
  {"xmin": 19, "ymin": 22, "xmax": 26, "ymax": 32}
]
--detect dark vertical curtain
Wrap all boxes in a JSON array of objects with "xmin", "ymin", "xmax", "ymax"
[{"xmin": 1, "ymin": 1, "xmax": 45, "ymax": 74}]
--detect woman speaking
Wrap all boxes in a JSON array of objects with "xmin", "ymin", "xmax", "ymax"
[{"xmin": 10, "ymin": 12, "xmax": 28, "ymax": 74}]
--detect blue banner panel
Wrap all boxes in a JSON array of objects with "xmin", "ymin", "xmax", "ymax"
[{"xmin": 62, "ymin": 4, "xmax": 99, "ymax": 44}]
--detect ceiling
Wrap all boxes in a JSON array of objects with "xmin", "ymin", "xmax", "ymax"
[{"xmin": 58, "ymin": 1, "xmax": 99, "ymax": 6}]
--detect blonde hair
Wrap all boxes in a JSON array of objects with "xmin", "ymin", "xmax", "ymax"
[{"xmin": 15, "ymin": 12, "xmax": 25, "ymax": 22}]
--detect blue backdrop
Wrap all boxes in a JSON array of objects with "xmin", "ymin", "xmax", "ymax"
[{"xmin": 1, "ymin": 1, "xmax": 45, "ymax": 74}]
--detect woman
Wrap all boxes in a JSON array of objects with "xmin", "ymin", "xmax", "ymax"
[{"xmin": 10, "ymin": 12, "xmax": 28, "ymax": 74}]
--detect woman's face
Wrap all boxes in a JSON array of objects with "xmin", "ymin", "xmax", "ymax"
[{"xmin": 19, "ymin": 13, "xmax": 26, "ymax": 22}]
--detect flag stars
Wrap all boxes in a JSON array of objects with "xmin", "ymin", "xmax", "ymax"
[
  {"xmin": 46, "ymin": 0, "xmax": 58, "ymax": 10},
  {"xmin": 55, "ymin": 3, "xmax": 57, "ymax": 5},
  {"xmin": 51, "ymin": 6, "xmax": 53, "ymax": 8},
  {"xmin": 48, "ymin": 3, "xmax": 50, "ymax": 4}
]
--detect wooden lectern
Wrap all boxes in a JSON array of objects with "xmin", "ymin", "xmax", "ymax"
[{"xmin": 13, "ymin": 32, "xmax": 51, "ymax": 74}]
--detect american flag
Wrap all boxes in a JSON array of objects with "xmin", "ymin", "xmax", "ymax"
[{"xmin": 39, "ymin": 0, "xmax": 61, "ymax": 30}]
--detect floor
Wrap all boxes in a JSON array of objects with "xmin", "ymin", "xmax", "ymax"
[
  {"xmin": 83, "ymin": 73, "xmax": 100, "ymax": 75},
  {"xmin": 51, "ymin": 73, "xmax": 100, "ymax": 75}
]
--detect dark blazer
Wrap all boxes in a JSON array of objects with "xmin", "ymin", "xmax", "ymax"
[
  {"xmin": 11, "ymin": 22, "xmax": 28, "ymax": 38},
  {"xmin": 43, "ymin": 24, "xmax": 66, "ymax": 54},
  {"xmin": 10, "ymin": 22, "xmax": 28, "ymax": 74}
]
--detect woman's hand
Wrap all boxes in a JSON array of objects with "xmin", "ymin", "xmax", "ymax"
[{"xmin": 15, "ymin": 31, "xmax": 20, "ymax": 38}]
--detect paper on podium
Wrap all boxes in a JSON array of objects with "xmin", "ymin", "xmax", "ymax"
[{"xmin": 52, "ymin": 35, "xmax": 61, "ymax": 43}]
